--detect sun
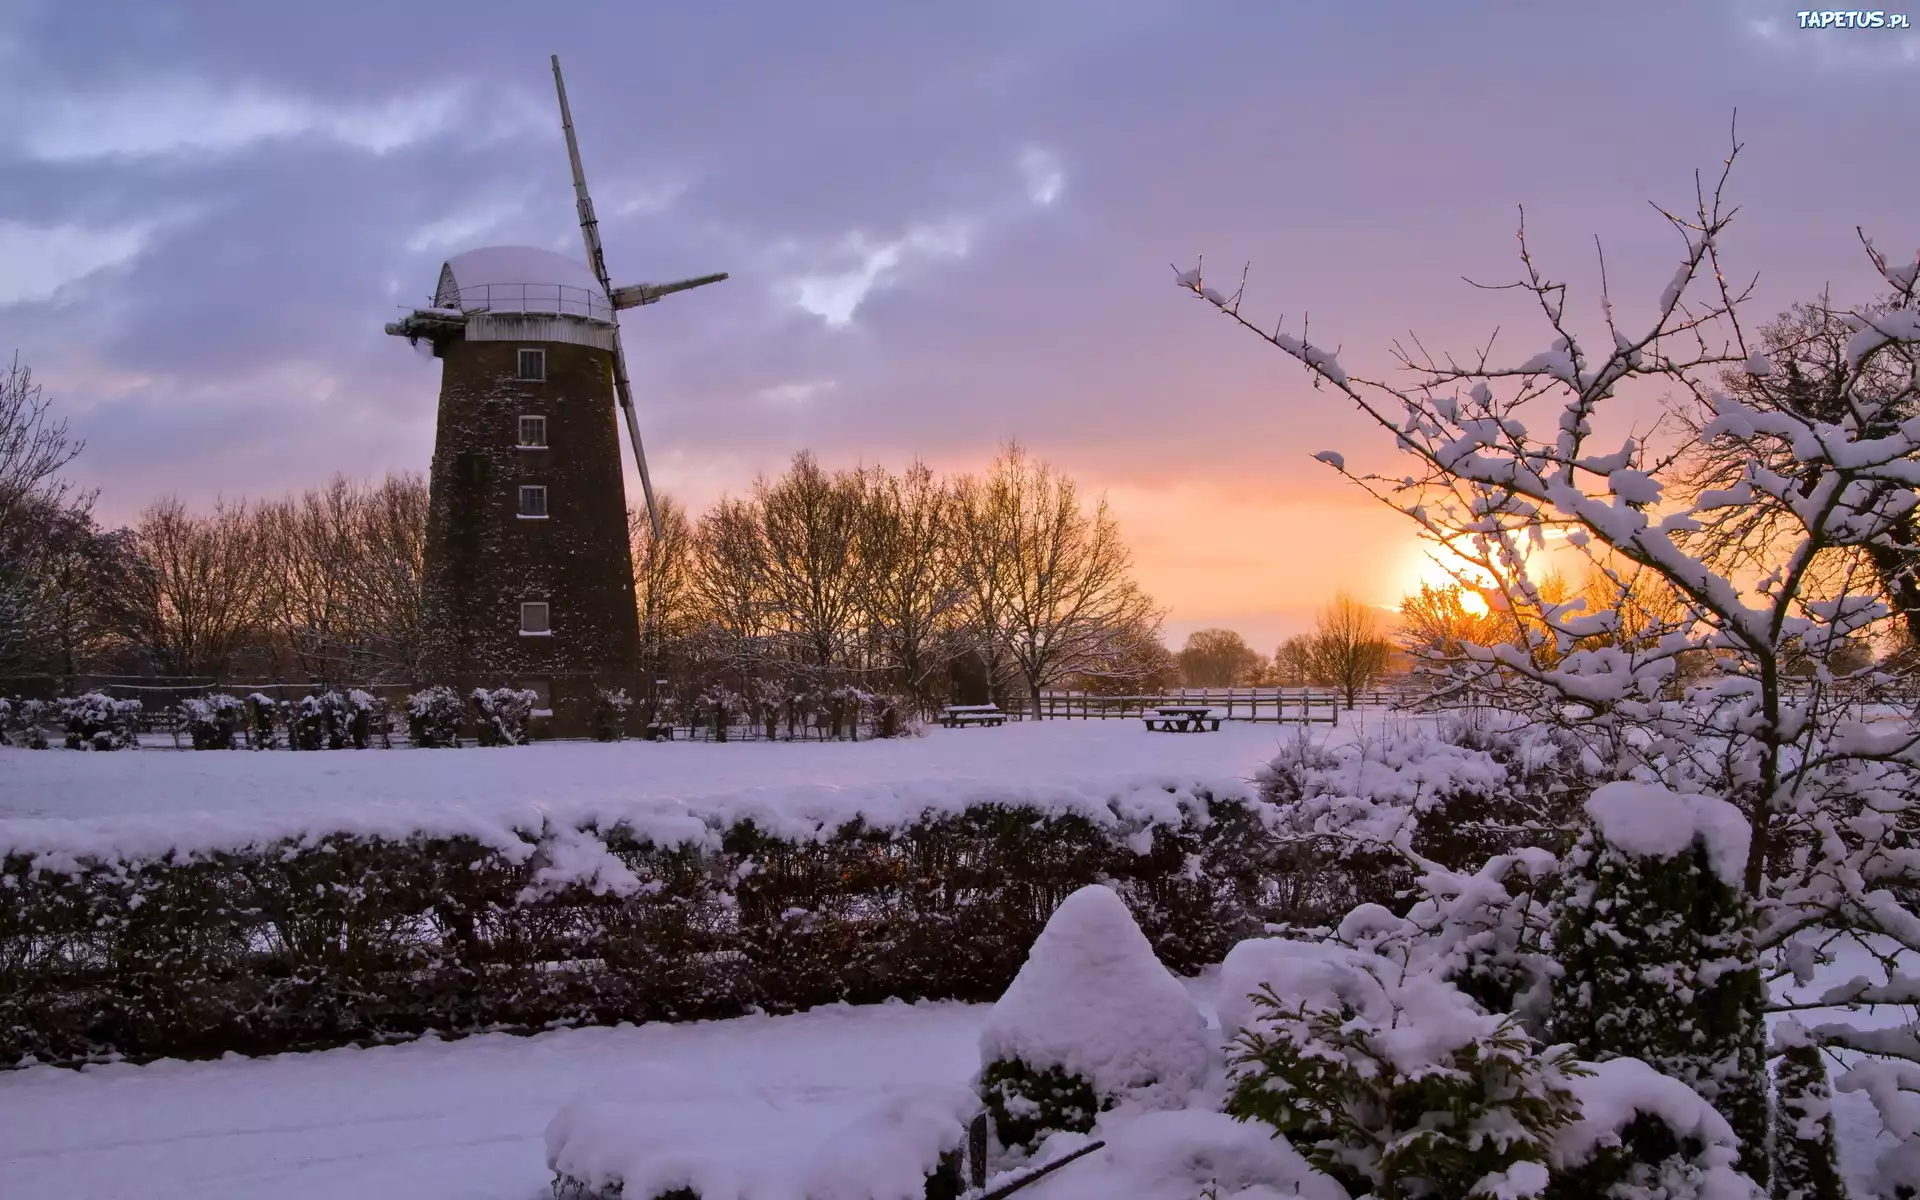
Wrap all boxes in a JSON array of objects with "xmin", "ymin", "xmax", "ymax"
[{"xmin": 1397, "ymin": 539, "xmax": 1494, "ymax": 612}]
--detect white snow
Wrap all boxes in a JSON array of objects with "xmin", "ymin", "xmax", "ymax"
[
  {"xmin": 1584, "ymin": 780, "xmax": 1751, "ymax": 888},
  {"xmin": 0, "ymin": 721, "xmax": 1294, "ymax": 864},
  {"xmin": 1550, "ymin": 1058, "xmax": 1758, "ymax": 1199},
  {"xmin": 977, "ymin": 885, "xmax": 1212, "ymax": 1105},
  {"xmin": 1024, "ymin": 1109, "xmax": 1347, "ymax": 1200},
  {"xmin": 1213, "ymin": 936, "xmax": 1506, "ymax": 1076},
  {"xmin": 0, "ymin": 1002, "xmax": 986, "ymax": 1200}
]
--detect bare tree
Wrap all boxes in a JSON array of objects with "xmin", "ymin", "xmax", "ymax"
[
  {"xmin": 862, "ymin": 462, "xmax": 962, "ymax": 710},
  {"xmin": 755, "ymin": 452, "xmax": 872, "ymax": 668},
  {"xmin": 347, "ymin": 473, "xmax": 429, "ymax": 683},
  {"xmin": 629, "ymin": 493, "xmax": 698, "ymax": 679},
  {"xmin": 1272, "ymin": 634, "xmax": 1317, "ymax": 687},
  {"xmin": 693, "ymin": 495, "xmax": 771, "ymax": 652},
  {"xmin": 1177, "ymin": 627, "xmax": 1266, "ymax": 687},
  {"xmin": 114, "ymin": 496, "xmax": 265, "ymax": 679},
  {"xmin": 255, "ymin": 477, "xmax": 362, "ymax": 682},
  {"xmin": 1398, "ymin": 583, "xmax": 1499, "ymax": 658},
  {"xmin": 0, "ymin": 356, "xmax": 88, "ymax": 675},
  {"xmin": 1303, "ymin": 593, "xmax": 1395, "ymax": 708},
  {"xmin": 0, "ymin": 355, "xmax": 80, "ymax": 533},
  {"xmin": 951, "ymin": 462, "xmax": 1022, "ymax": 704},
  {"xmin": 983, "ymin": 445, "xmax": 1163, "ymax": 716}
]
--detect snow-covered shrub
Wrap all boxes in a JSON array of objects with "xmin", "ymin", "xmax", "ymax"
[
  {"xmin": 1543, "ymin": 1058, "xmax": 1763, "ymax": 1200},
  {"xmin": 2, "ymin": 697, "xmax": 49, "ymax": 748},
  {"xmin": 697, "ymin": 685, "xmax": 740, "ymax": 742},
  {"xmin": 407, "ymin": 685, "xmax": 463, "ymax": 748},
  {"xmin": 180, "ymin": 693, "xmax": 245, "ymax": 750},
  {"xmin": 1221, "ymin": 937, "xmax": 1582, "ymax": 1199},
  {"xmin": 59, "ymin": 692, "xmax": 139, "ymax": 750},
  {"xmin": 801, "ymin": 1085, "xmax": 983, "ymax": 1200},
  {"xmin": 1548, "ymin": 783, "xmax": 1768, "ymax": 1178},
  {"xmin": 591, "ymin": 687, "xmax": 631, "ymax": 742},
  {"xmin": 1254, "ymin": 722, "xmax": 1588, "ymax": 931},
  {"xmin": 546, "ymin": 1099, "xmax": 722, "ymax": 1200},
  {"xmin": 976, "ymin": 884, "xmax": 1210, "ymax": 1150},
  {"xmin": 244, "ymin": 693, "xmax": 278, "ymax": 749},
  {"xmin": 1769, "ymin": 1022, "xmax": 1843, "ymax": 1200},
  {"xmin": 472, "ymin": 687, "xmax": 537, "ymax": 747}
]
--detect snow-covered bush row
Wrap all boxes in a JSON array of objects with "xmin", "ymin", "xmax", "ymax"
[
  {"xmin": 0, "ymin": 696, "xmax": 50, "ymax": 748},
  {"xmin": 179, "ymin": 693, "xmax": 246, "ymax": 749},
  {"xmin": 471, "ymin": 686, "xmax": 537, "ymax": 746},
  {"xmin": 0, "ymin": 781, "xmax": 1281, "ymax": 1067},
  {"xmin": 288, "ymin": 688, "xmax": 378, "ymax": 750},
  {"xmin": 406, "ymin": 684, "xmax": 463, "ymax": 747},
  {"xmin": 591, "ymin": 686, "xmax": 631, "ymax": 742},
  {"xmin": 58, "ymin": 692, "xmax": 140, "ymax": 750}
]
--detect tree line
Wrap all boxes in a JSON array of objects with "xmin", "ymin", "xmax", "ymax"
[{"xmin": 0, "ymin": 376, "xmax": 1170, "ymax": 713}]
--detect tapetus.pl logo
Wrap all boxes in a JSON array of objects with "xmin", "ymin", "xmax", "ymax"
[{"xmin": 1796, "ymin": 9, "xmax": 1912, "ymax": 26}]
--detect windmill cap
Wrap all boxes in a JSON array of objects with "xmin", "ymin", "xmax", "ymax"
[{"xmin": 435, "ymin": 245, "xmax": 612, "ymax": 322}]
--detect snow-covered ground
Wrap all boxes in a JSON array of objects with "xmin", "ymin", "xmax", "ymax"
[
  {"xmin": 0, "ymin": 1002, "xmax": 987, "ymax": 1200},
  {"xmin": 0, "ymin": 718, "xmax": 1321, "ymax": 824}
]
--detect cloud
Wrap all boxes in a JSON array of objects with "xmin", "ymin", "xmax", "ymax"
[
  {"xmin": 787, "ymin": 221, "xmax": 975, "ymax": 327},
  {"xmin": 757, "ymin": 379, "xmax": 837, "ymax": 405},
  {"xmin": 0, "ymin": 219, "xmax": 152, "ymax": 305},
  {"xmin": 3, "ymin": 78, "xmax": 526, "ymax": 163},
  {"xmin": 773, "ymin": 142, "xmax": 1065, "ymax": 328},
  {"xmin": 1019, "ymin": 145, "xmax": 1065, "ymax": 206},
  {"xmin": 404, "ymin": 194, "xmax": 533, "ymax": 254}
]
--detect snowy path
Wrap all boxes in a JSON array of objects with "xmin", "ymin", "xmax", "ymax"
[{"xmin": 0, "ymin": 1002, "xmax": 988, "ymax": 1200}]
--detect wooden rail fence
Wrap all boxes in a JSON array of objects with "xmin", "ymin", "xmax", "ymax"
[{"xmin": 1033, "ymin": 687, "xmax": 1411, "ymax": 725}]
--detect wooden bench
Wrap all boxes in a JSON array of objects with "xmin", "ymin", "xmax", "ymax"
[
  {"xmin": 942, "ymin": 705, "xmax": 1005, "ymax": 729},
  {"xmin": 644, "ymin": 722, "xmax": 674, "ymax": 741},
  {"xmin": 1143, "ymin": 706, "xmax": 1221, "ymax": 733}
]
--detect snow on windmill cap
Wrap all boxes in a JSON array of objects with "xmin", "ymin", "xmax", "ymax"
[{"xmin": 435, "ymin": 246, "xmax": 613, "ymax": 322}]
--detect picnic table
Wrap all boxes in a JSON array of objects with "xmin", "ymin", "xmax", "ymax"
[
  {"xmin": 1143, "ymin": 705, "xmax": 1221, "ymax": 733},
  {"xmin": 941, "ymin": 704, "xmax": 1005, "ymax": 729}
]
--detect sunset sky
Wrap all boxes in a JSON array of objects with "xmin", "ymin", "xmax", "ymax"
[{"xmin": 3, "ymin": 1, "xmax": 1916, "ymax": 650}]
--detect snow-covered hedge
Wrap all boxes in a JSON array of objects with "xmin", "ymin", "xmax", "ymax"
[
  {"xmin": 58, "ymin": 693, "xmax": 140, "ymax": 750},
  {"xmin": 407, "ymin": 685, "xmax": 463, "ymax": 747},
  {"xmin": 591, "ymin": 687, "xmax": 631, "ymax": 743},
  {"xmin": 2, "ymin": 697, "xmax": 50, "ymax": 748},
  {"xmin": 0, "ymin": 782, "xmax": 1283, "ymax": 1067},
  {"xmin": 180, "ymin": 694, "xmax": 246, "ymax": 750},
  {"xmin": 472, "ymin": 687, "xmax": 537, "ymax": 747}
]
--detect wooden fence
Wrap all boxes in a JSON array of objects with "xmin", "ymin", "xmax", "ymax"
[{"xmin": 1034, "ymin": 687, "xmax": 1412, "ymax": 725}]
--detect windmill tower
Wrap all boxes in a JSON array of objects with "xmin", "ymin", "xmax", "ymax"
[{"xmin": 386, "ymin": 56, "xmax": 724, "ymax": 734}]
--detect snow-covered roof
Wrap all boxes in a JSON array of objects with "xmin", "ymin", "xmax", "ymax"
[{"xmin": 436, "ymin": 246, "xmax": 612, "ymax": 321}]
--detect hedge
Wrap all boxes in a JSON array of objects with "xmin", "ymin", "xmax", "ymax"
[{"xmin": 0, "ymin": 787, "xmax": 1286, "ymax": 1067}]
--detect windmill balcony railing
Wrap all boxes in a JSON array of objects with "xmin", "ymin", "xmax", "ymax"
[{"xmin": 440, "ymin": 282, "xmax": 615, "ymax": 322}]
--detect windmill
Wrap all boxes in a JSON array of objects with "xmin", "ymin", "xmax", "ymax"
[
  {"xmin": 552, "ymin": 54, "xmax": 726, "ymax": 540},
  {"xmin": 384, "ymin": 57, "xmax": 724, "ymax": 733}
]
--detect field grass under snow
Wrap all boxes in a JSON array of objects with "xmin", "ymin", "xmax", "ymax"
[{"xmin": 0, "ymin": 716, "xmax": 1345, "ymax": 824}]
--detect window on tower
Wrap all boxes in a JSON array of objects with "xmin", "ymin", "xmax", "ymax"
[
  {"xmin": 518, "ymin": 415, "xmax": 547, "ymax": 448},
  {"xmin": 519, "ymin": 602, "xmax": 551, "ymax": 636},
  {"xmin": 517, "ymin": 348, "xmax": 546, "ymax": 381},
  {"xmin": 518, "ymin": 485, "xmax": 548, "ymax": 518}
]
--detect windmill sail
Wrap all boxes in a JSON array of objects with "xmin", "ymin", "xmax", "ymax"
[{"xmin": 552, "ymin": 55, "xmax": 657, "ymax": 539}]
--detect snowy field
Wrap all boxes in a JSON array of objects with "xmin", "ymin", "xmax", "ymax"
[
  {"xmin": 0, "ymin": 718, "xmax": 1339, "ymax": 823},
  {"xmin": 0, "ymin": 986, "xmax": 1893, "ymax": 1200},
  {"xmin": 0, "ymin": 1001, "xmax": 988, "ymax": 1200}
]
